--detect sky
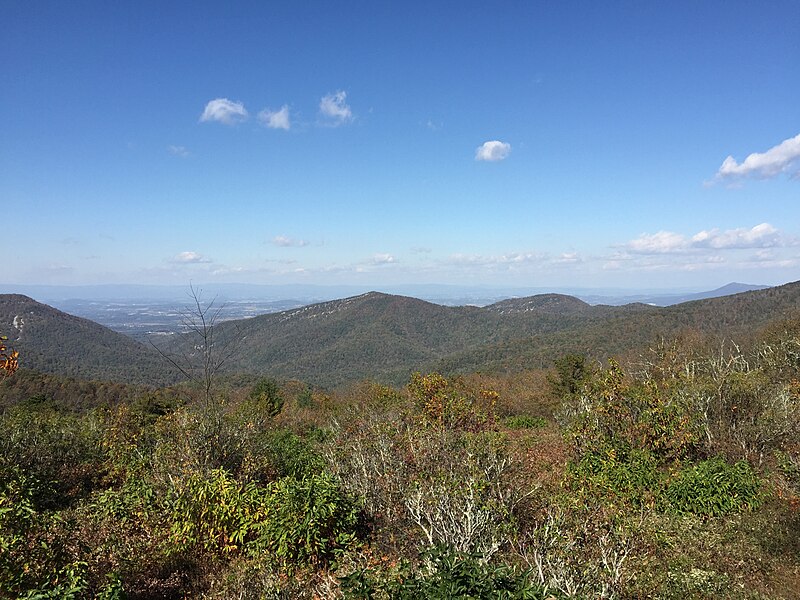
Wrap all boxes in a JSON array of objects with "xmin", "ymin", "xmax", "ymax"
[{"xmin": 2, "ymin": 1, "xmax": 799, "ymax": 291}]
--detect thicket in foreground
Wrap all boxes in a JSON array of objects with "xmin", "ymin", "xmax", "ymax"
[{"xmin": 0, "ymin": 328, "xmax": 798, "ymax": 598}]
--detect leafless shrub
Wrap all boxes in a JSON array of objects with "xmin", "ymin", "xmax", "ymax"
[
  {"xmin": 514, "ymin": 506, "xmax": 638, "ymax": 599},
  {"xmin": 325, "ymin": 400, "xmax": 537, "ymax": 558}
]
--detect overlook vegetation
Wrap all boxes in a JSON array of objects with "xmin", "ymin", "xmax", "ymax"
[{"xmin": 0, "ymin": 285, "xmax": 799, "ymax": 598}]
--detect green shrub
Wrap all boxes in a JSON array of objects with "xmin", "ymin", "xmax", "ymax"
[
  {"xmin": 558, "ymin": 360, "xmax": 700, "ymax": 463},
  {"xmin": 0, "ymin": 407, "xmax": 105, "ymax": 508},
  {"xmin": 129, "ymin": 392, "xmax": 181, "ymax": 424},
  {"xmin": 660, "ymin": 457, "xmax": 763, "ymax": 516},
  {"xmin": 503, "ymin": 415, "xmax": 547, "ymax": 430},
  {"xmin": 261, "ymin": 428, "xmax": 326, "ymax": 479},
  {"xmin": 249, "ymin": 377, "xmax": 284, "ymax": 417},
  {"xmin": 566, "ymin": 447, "xmax": 661, "ymax": 507},
  {"xmin": 296, "ymin": 386, "xmax": 314, "ymax": 408},
  {"xmin": 14, "ymin": 561, "xmax": 88, "ymax": 600},
  {"xmin": 548, "ymin": 353, "xmax": 591, "ymax": 401},
  {"xmin": 250, "ymin": 472, "xmax": 359, "ymax": 569},
  {"xmin": 168, "ymin": 468, "xmax": 265, "ymax": 556},
  {"xmin": 340, "ymin": 545, "xmax": 558, "ymax": 599},
  {"xmin": 0, "ymin": 463, "xmax": 86, "ymax": 597},
  {"xmin": 0, "ymin": 464, "xmax": 40, "ymax": 591}
]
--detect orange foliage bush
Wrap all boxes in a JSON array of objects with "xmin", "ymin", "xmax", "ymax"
[{"xmin": 1, "ymin": 335, "xmax": 19, "ymax": 378}]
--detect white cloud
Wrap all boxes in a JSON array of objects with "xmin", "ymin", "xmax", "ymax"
[
  {"xmin": 258, "ymin": 105, "xmax": 291, "ymax": 130},
  {"xmin": 372, "ymin": 253, "xmax": 396, "ymax": 264},
  {"xmin": 752, "ymin": 249, "xmax": 775, "ymax": 262},
  {"xmin": 319, "ymin": 91, "xmax": 353, "ymax": 125},
  {"xmin": 167, "ymin": 145, "xmax": 190, "ymax": 157},
  {"xmin": 172, "ymin": 251, "xmax": 211, "ymax": 264},
  {"xmin": 624, "ymin": 223, "xmax": 788, "ymax": 255},
  {"xmin": 626, "ymin": 231, "xmax": 689, "ymax": 254},
  {"xmin": 448, "ymin": 252, "xmax": 546, "ymax": 268},
  {"xmin": 475, "ymin": 140, "xmax": 511, "ymax": 162},
  {"xmin": 741, "ymin": 255, "xmax": 799, "ymax": 269},
  {"xmin": 200, "ymin": 98, "xmax": 249, "ymax": 125},
  {"xmin": 272, "ymin": 235, "xmax": 309, "ymax": 247},
  {"xmin": 691, "ymin": 223, "xmax": 781, "ymax": 249},
  {"xmin": 716, "ymin": 133, "xmax": 800, "ymax": 180},
  {"xmin": 556, "ymin": 252, "xmax": 581, "ymax": 263},
  {"xmin": 211, "ymin": 266, "xmax": 245, "ymax": 276}
]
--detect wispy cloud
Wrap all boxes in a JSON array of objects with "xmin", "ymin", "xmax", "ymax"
[
  {"xmin": 448, "ymin": 251, "xmax": 547, "ymax": 268},
  {"xmin": 167, "ymin": 145, "xmax": 190, "ymax": 157},
  {"xmin": 372, "ymin": 253, "xmax": 396, "ymax": 265},
  {"xmin": 172, "ymin": 251, "xmax": 212, "ymax": 264},
  {"xmin": 626, "ymin": 231, "xmax": 689, "ymax": 254},
  {"xmin": 714, "ymin": 133, "xmax": 800, "ymax": 181},
  {"xmin": 319, "ymin": 91, "xmax": 353, "ymax": 126},
  {"xmin": 200, "ymin": 98, "xmax": 249, "ymax": 125},
  {"xmin": 691, "ymin": 223, "xmax": 782, "ymax": 249},
  {"xmin": 556, "ymin": 252, "xmax": 582, "ymax": 264},
  {"xmin": 272, "ymin": 235, "xmax": 309, "ymax": 247},
  {"xmin": 258, "ymin": 105, "xmax": 291, "ymax": 130},
  {"xmin": 623, "ymin": 223, "xmax": 788, "ymax": 255},
  {"xmin": 475, "ymin": 140, "xmax": 511, "ymax": 162}
]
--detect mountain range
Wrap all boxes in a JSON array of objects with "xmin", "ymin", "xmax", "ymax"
[
  {"xmin": 1, "ymin": 281, "xmax": 798, "ymax": 388},
  {"xmin": 0, "ymin": 281, "xmax": 770, "ymax": 308}
]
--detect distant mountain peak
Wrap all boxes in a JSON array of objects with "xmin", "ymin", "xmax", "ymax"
[
  {"xmin": 270, "ymin": 290, "xmax": 402, "ymax": 324},
  {"xmin": 711, "ymin": 282, "xmax": 767, "ymax": 294},
  {"xmin": 485, "ymin": 293, "xmax": 590, "ymax": 315}
]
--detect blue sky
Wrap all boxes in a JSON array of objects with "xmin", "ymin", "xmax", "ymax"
[{"xmin": 3, "ymin": 1, "xmax": 799, "ymax": 290}]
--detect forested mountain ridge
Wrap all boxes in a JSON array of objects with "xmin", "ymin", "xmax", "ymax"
[
  {"xmin": 435, "ymin": 281, "xmax": 800, "ymax": 373},
  {"xmin": 0, "ymin": 294, "xmax": 178, "ymax": 386},
  {"xmin": 2, "ymin": 281, "xmax": 798, "ymax": 388},
  {"xmin": 484, "ymin": 293, "xmax": 592, "ymax": 315},
  {"xmin": 162, "ymin": 281, "xmax": 799, "ymax": 387}
]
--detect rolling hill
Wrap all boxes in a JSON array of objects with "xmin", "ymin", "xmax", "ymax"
[
  {"xmin": 0, "ymin": 294, "xmax": 178, "ymax": 386},
  {"xmin": 158, "ymin": 281, "xmax": 800, "ymax": 387}
]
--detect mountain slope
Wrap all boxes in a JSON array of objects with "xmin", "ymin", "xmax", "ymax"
[
  {"xmin": 204, "ymin": 292, "xmax": 635, "ymax": 385},
  {"xmin": 158, "ymin": 281, "xmax": 800, "ymax": 387},
  {"xmin": 198, "ymin": 292, "xmax": 498, "ymax": 386},
  {"xmin": 0, "ymin": 294, "xmax": 177, "ymax": 385},
  {"xmin": 5, "ymin": 281, "xmax": 799, "ymax": 389},
  {"xmin": 433, "ymin": 280, "xmax": 800, "ymax": 374}
]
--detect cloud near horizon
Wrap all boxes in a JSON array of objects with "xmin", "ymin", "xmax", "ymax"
[
  {"xmin": 319, "ymin": 91, "xmax": 353, "ymax": 125},
  {"xmin": 448, "ymin": 251, "xmax": 547, "ymax": 268},
  {"xmin": 715, "ymin": 133, "xmax": 800, "ymax": 181},
  {"xmin": 258, "ymin": 105, "xmax": 291, "ymax": 130},
  {"xmin": 475, "ymin": 140, "xmax": 511, "ymax": 162},
  {"xmin": 624, "ymin": 223, "xmax": 786, "ymax": 255},
  {"xmin": 372, "ymin": 253, "xmax": 396, "ymax": 265},
  {"xmin": 200, "ymin": 98, "xmax": 249, "ymax": 125},
  {"xmin": 172, "ymin": 251, "xmax": 212, "ymax": 264}
]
